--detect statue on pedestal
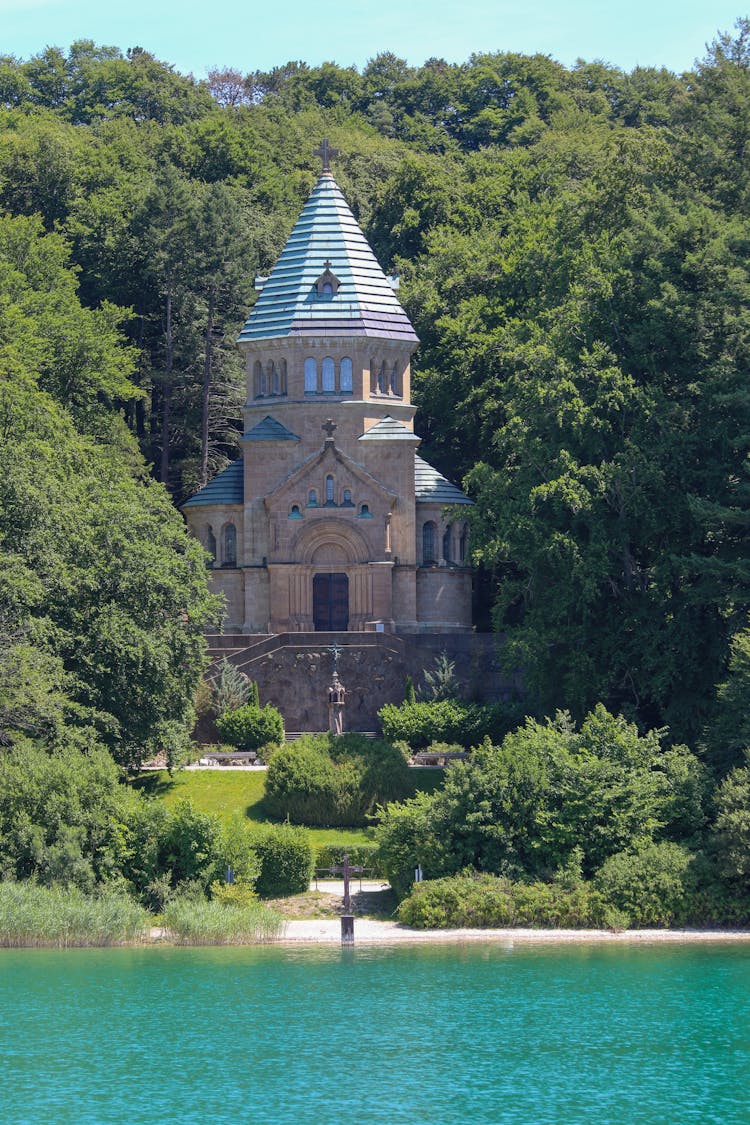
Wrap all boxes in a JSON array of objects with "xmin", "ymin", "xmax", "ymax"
[{"xmin": 328, "ymin": 642, "xmax": 346, "ymax": 736}]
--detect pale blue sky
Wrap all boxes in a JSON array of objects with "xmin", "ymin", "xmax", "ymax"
[{"xmin": 0, "ymin": 0, "xmax": 744, "ymax": 78}]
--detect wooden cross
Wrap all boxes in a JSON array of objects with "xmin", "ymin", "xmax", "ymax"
[
  {"xmin": 326, "ymin": 853, "xmax": 364, "ymax": 912},
  {"xmin": 322, "ymin": 417, "xmax": 337, "ymax": 439},
  {"xmin": 314, "ymin": 138, "xmax": 339, "ymax": 172}
]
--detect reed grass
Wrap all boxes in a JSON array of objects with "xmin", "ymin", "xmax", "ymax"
[
  {"xmin": 0, "ymin": 882, "xmax": 149, "ymax": 947},
  {"xmin": 162, "ymin": 897, "xmax": 284, "ymax": 945}
]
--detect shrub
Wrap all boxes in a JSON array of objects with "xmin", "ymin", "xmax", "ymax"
[
  {"xmin": 252, "ymin": 824, "xmax": 314, "ymax": 898},
  {"xmin": 215, "ymin": 816, "xmax": 262, "ymax": 887},
  {"xmin": 265, "ymin": 734, "xmax": 412, "ymax": 827},
  {"xmin": 421, "ymin": 652, "xmax": 459, "ymax": 701},
  {"xmin": 209, "ymin": 879, "xmax": 259, "ymax": 908},
  {"xmin": 375, "ymin": 791, "xmax": 451, "ymax": 899},
  {"xmin": 0, "ymin": 741, "xmax": 140, "ymax": 890},
  {"xmin": 712, "ymin": 765, "xmax": 750, "ymax": 890},
  {"xmin": 157, "ymin": 798, "xmax": 223, "ymax": 889},
  {"xmin": 162, "ymin": 896, "xmax": 282, "ymax": 944},
  {"xmin": 215, "ymin": 703, "xmax": 284, "ymax": 751},
  {"xmin": 396, "ymin": 873, "xmax": 608, "ymax": 929},
  {"xmin": 379, "ymin": 700, "xmax": 469, "ymax": 748},
  {"xmin": 593, "ymin": 842, "xmax": 694, "ymax": 927},
  {"xmin": 210, "ymin": 658, "xmax": 252, "ymax": 713},
  {"xmin": 378, "ymin": 700, "xmax": 523, "ymax": 749}
]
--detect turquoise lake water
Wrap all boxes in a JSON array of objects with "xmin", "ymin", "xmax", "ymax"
[{"xmin": 1, "ymin": 942, "xmax": 748, "ymax": 1124}]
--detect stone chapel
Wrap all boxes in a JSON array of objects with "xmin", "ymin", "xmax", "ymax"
[{"xmin": 183, "ymin": 143, "xmax": 473, "ymax": 636}]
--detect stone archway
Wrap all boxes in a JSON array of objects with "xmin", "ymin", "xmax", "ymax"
[{"xmin": 292, "ymin": 518, "xmax": 370, "ymax": 566}]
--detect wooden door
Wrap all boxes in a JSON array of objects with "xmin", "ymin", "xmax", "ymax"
[{"xmin": 313, "ymin": 572, "xmax": 349, "ymax": 631}]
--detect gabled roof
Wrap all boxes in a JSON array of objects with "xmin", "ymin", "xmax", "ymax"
[
  {"xmin": 359, "ymin": 415, "xmax": 420, "ymax": 442},
  {"xmin": 266, "ymin": 441, "xmax": 398, "ymax": 507},
  {"xmin": 238, "ymin": 173, "xmax": 419, "ymax": 345},
  {"xmin": 183, "ymin": 450, "xmax": 472, "ymax": 510},
  {"xmin": 242, "ymin": 415, "xmax": 300, "ymax": 442},
  {"xmin": 182, "ymin": 460, "xmax": 244, "ymax": 507},
  {"xmin": 414, "ymin": 454, "xmax": 472, "ymax": 506}
]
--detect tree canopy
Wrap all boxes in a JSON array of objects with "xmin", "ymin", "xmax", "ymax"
[{"xmin": 1, "ymin": 24, "xmax": 750, "ymax": 758}]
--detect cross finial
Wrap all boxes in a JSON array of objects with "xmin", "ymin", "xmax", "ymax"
[
  {"xmin": 313, "ymin": 138, "xmax": 339, "ymax": 173},
  {"xmin": 322, "ymin": 417, "xmax": 337, "ymax": 440}
]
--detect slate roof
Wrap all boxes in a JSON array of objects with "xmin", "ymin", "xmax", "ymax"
[
  {"xmin": 414, "ymin": 454, "xmax": 472, "ymax": 506},
  {"xmin": 238, "ymin": 173, "xmax": 419, "ymax": 344},
  {"xmin": 242, "ymin": 415, "xmax": 300, "ymax": 442},
  {"xmin": 182, "ymin": 459, "xmax": 244, "ymax": 507},
  {"xmin": 359, "ymin": 416, "xmax": 419, "ymax": 441}
]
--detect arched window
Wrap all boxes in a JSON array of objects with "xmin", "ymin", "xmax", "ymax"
[
  {"xmin": 304, "ymin": 357, "xmax": 317, "ymax": 393},
  {"xmin": 443, "ymin": 523, "xmax": 452, "ymax": 564},
  {"xmin": 307, "ymin": 489, "xmax": 318, "ymax": 507},
  {"xmin": 280, "ymin": 358, "xmax": 288, "ymax": 394},
  {"xmin": 342, "ymin": 488, "xmax": 353, "ymax": 506},
  {"xmin": 459, "ymin": 524, "xmax": 469, "ymax": 563},
  {"xmin": 289, "ymin": 504, "xmax": 303, "ymax": 519},
  {"xmin": 206, "ymin": 526, "xmax": 217, "ymax": 567},
  {"xmin": 322, "ymin": 356, "xmax": 335, "ymax": 392},
  {"xmin": 378, "ymin": 361, "xmax": 388, "ymax": 394},
  {"xmin": 223, "ymin": 523, "xmax": 237, "ymax": 567},
  {"xmin": 253, "ymin": 360, "xmax": 263, "ymax": 397},
  {"xmin": 358, "ymin": 503, "xmax": 373, "ymax": 519},
  {"xmin": 321, "ymin": 281, "xmax": 333, "ymax": 296},
  {"xmin": 270, "ymin": 362, "xmax": 279, "ymax": 395},
  {"xmin": 422, "ymin": 521, "xmax": 437, "ymax": 564},
  {"xmin": 340, "ymin": 357, "xmax": 353, "ymax": 393},
  {"xmin": 325, "ymin": 475, "xmax": 335, "ymax": 504},
  {"xmin": 259, "ymin": 366, "xmax": 268, "ymax": 396},
  {"xmin": 390, "ymin": 362, "xmax": 400, "ymax": 395}
]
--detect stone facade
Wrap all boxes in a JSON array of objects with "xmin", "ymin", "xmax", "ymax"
[{"xmin": 184, "ymin": 165, "xmax": 473, "ymax": 636}]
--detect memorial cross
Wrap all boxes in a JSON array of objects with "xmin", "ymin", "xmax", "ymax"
[
  {"xmin": 326, "ymin": 852, "xmax": 364, "ymax": 912},
  {"xmin": 313, "ymin": 138, "xmax": 339, "ymax": 172}
]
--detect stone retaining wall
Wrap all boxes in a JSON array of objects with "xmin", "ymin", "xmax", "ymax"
[{"xmin": 205, "ymin": 632, "xmax": 519, "ymax": 733}]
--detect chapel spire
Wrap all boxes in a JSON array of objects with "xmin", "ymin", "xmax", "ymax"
[{"xmin": 237, "ymin": 156, "xmax": 418, "ymax": 345}]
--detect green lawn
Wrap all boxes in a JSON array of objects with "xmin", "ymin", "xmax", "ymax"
[{"xmin": 131, "ymin": 766, "xmax": 444, "ymax": 852}]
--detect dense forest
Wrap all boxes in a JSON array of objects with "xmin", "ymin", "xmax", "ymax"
[{"xmin": 1, "ymin": 22, "xmax": 750, "ymax": 775}]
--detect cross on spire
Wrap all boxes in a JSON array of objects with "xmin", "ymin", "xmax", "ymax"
[
  {"xmin": 313, "ymin": 138, "xmax": 339, "ymax": 173},
  {"xmin": 322, "ymin": 417, "xmax": 337, "ymax": 440}
]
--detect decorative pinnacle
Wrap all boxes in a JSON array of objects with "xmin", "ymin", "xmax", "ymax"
[{"xmin": 313, "ymin": 138, "xmax": 339, "ymax": 173}]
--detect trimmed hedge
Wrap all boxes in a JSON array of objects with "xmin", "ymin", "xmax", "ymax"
[
  {"xmin": 378, "ymin": 700, "xmax": 523, "ymax": 750},
  {"xmin": 264, "ymin": 734, "xmax": 412, "ymax": 827},
  {"xmin": 251, "ymin": 824, "xmax": 314, "ymax": 898},
  {"xmin": 215, "ymin": 704, "xmax": 284, "ymax": 751}
]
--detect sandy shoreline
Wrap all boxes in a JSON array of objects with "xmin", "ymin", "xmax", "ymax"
[{"xmin": 273, "ymin": 919, "xmax": 750, "ymax": 945}]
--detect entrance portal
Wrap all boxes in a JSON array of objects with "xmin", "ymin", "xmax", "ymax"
[{"xmin": 313, "ymin": 572, "xmax": 349, "ymax": 631}]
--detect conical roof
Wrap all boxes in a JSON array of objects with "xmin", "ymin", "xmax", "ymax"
[{"xmin": 238, "ymin": 173, "xmax": 418, "ymax": 344}]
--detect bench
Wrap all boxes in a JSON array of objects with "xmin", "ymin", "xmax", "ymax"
[
  {"xmin": 198, "ymin": 751, "xmax": 258, "ymax": 766},
  {"xmin": 412, "ymin": 751, "xmax": 468, "ymax": 767}
]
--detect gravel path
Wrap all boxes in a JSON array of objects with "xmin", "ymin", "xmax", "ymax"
[{"xmin": 275, "ymin": 920, "xmax": 750, "ymax": 945}]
